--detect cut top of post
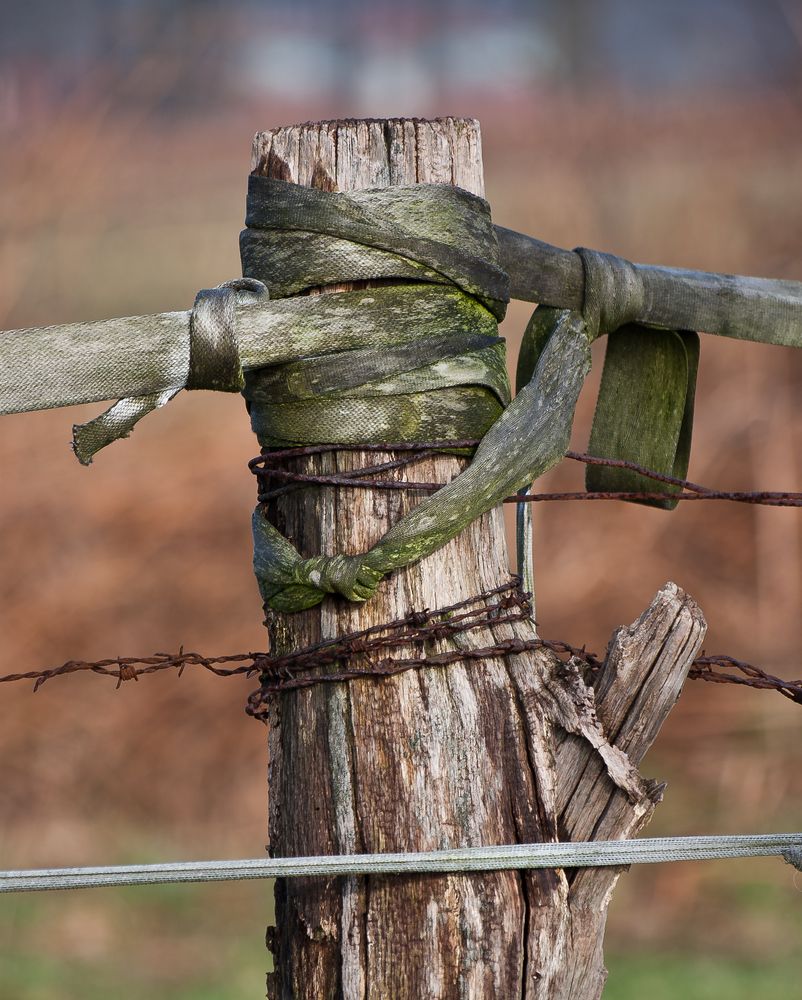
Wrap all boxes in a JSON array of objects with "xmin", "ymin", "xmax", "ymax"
[{"xmin": 250, "ymin": 117, "xmax": 486, "ymax": 196}]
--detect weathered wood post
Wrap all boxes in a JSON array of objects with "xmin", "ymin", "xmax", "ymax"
[{"xmin": 244, "ymin": 118, "xmax": 707, "ymax": 999}]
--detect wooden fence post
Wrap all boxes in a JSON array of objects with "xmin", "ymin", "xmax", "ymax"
[{"xmin": 244, "ymin": 118, "xmax": 707, "ymax": 1000}]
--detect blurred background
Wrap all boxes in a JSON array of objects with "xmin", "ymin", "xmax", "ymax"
[{"xmin": 1, "ymin": 1, "xmax": 801, "ymax": 997}]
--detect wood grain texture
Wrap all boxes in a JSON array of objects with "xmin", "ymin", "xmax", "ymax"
[{"xmin": 245, "ymin": 118, "xmax": 707, "ymax": 1000}]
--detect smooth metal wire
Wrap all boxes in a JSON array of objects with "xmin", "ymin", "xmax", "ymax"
[{"xmin": 3, "ymin": 834, "xmax": 801, "ymax": 893}]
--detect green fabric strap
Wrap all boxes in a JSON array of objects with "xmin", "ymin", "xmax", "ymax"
[
  {"xmin": 242, "ymin": 179, "xmax": 593, "ymax": 611},
  {"xmin": 2, "ymin": 178, "xmax": 801, "ymax": 612},
  {"xmin": 72, "ymin": 278, "xmax": 266, "ymax": 465},
  {"xmin": 239, "ymin": 179, "xmax": 797, "ymax": 611},
  {"xmin": 242, "ymin": 177, "xmax": 509, "ymax": 317},
  {"xmin": 586, "ymin": 328, "xmax": 699, "ymax": 508},
  {"xmin": 241, "ymin": 179, "xmax": 509, "ymax": 454},
  {"xmin": 243, "ymin": 180, "xmax": 521, "ymax": 610}
]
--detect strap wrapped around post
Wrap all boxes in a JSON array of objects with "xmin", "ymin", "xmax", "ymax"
[{"xmin": 17, "ymin": 174, "xmax": 794, "ymax": 607}]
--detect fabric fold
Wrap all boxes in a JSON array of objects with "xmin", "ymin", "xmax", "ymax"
[
  {"xmin": 586, "ymin": 327, "xmax": 700, "ymax": 509},
  {"xmin": 72, "ymin": 278, "xmax": 268, "ymax": 463}
]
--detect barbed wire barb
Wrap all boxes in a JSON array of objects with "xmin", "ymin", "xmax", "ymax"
[{"xmin": 2, "ymin": 580, "xmax": 800, "ymax": 713}]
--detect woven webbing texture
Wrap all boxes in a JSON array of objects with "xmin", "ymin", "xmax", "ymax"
[
  {"xmin": 72, "ymin": 278, "xmax": 268, "ymax": 464},
  {"xmin": 1, "ymin": 178, "xmax": 802, "ymax": 609},
  {"xmin": 241, "ymin": 180, "xmax": 690, "ymax": 611}
]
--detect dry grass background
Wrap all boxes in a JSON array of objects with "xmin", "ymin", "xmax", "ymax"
[{"xmin": 1, "ymin": 88, "xmax": 801, "ymax": 995}]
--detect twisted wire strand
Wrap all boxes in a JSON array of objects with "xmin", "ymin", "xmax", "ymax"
[
  {"xmin": 1, "ymin": 580, "xmax": 799, "ymax": 709},
  {"xmin": 251, "ymin": 444, "xmax": 802, "ymax": 508},
  {"xmin": 2, "ymin": 834, "xmax": 801, "ymax": 893}
]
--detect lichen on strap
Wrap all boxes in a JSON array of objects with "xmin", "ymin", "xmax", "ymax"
[
  {"xmin": 241, "ymin": 178, "xmax": 597, "ymax": 611},
  {"xmin": 242, "ymin": 180, "xmax": 519, "ymax": 610},
  {"xmin": 240, "ymin": 180, "xmax": 709, "ymax": 610}
]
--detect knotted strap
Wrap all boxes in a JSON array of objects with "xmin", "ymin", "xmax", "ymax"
[
  {"xmin": 572, "ymin": 247, "xmax": 700, "ymax": 508},
  {"xmin": 242, "ymin": 179, "xmax": 529, "ymax": 610},
  {"xmin": 186, "ymin": 278, "xmax": 266, "ymax": 391},
  {"xmin": 72, "ymin": 279, "xmax": 267, "ymax": 465},
  {"xmin": 2, "ymin": 177, "xmax": 800, "ymax": 610},
  {"xmin": 576, "ymin": 247, "xmax": 645, "ymax": 336}
]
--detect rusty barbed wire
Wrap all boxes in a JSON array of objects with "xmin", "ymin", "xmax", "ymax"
[
  {"xmin": 0, "ymin": 650, "xmax": 259, "ymax": 691},
  {"xmin": 250, "ymin": 443, "xmax": 802, "ymax": 507},
  {"xmin": 5, "ymin": 448, "xmax": 802, "ymax": 707},
  {"xmin": 689, "ymin": 655, "xmax": 802, "ymax": 706},
  {"xmin": 249, "ymin": 440, "xmax": 480, "ymax": 502},
  {"xmin": 2, "ymin": 580, "xmax": 800, "ymax": 716}
]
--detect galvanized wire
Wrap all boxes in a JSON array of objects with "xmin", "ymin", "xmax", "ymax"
[{"xmin": 3, "ymin": 834, "xmax": 801, "ymax": 893}]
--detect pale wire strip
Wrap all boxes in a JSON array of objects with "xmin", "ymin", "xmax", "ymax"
[
  {"xmin": 515, "ymin": 484, "xmax": 536, "ymax": 629},
  {"xmin": 3, "ymin": 834, "xmax": 801, "ymax": 894}
]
